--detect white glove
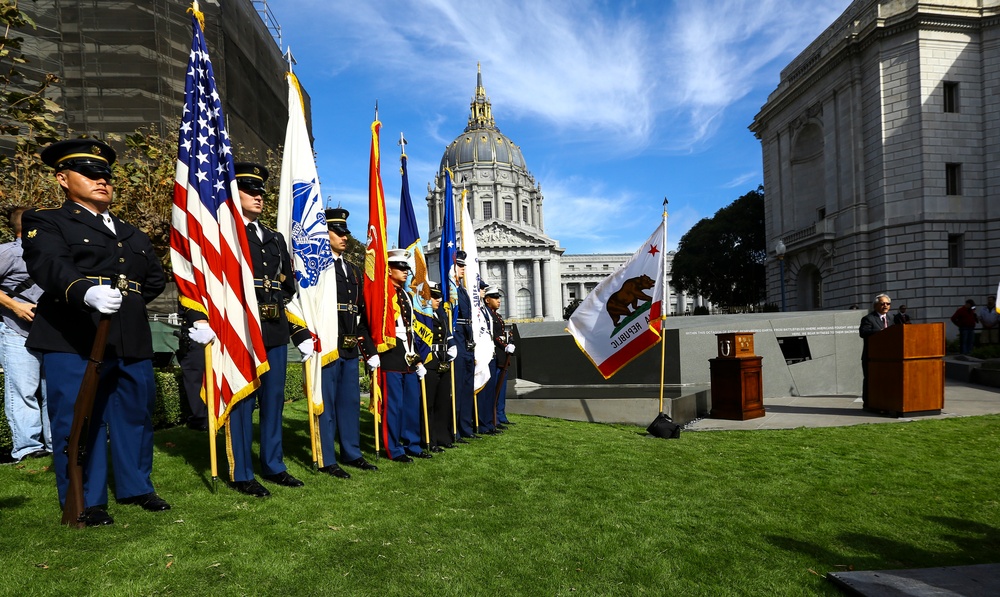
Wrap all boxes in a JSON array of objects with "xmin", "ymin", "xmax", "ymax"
[
  {"xmin": 446, "ymin": 346, "xmax": 457, "ymax": 361},
  {"xmin": 415, "ymin": 363, "xmax": 427, "ymax": 379},
  {"xmin": 188, "ymin": 321, "xmax": 216, "ymax": 344},
  {"xmin": 297, "ymin": 339, "xmax": 314, "ymax": 362},
  {"xmin": 505, "ymin": 343, "xmax": 516, "ymax": 354},
  {"xmin": 366, "ymin": 355, "xmax": 381, "ymax": 369},
  {"xmin": 84, "ymin": 285, "xmax": 122, "ymax": 314}
]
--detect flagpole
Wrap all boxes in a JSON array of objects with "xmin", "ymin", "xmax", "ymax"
[
  {"xmin": 658, "ymin": 198, "xmax": 669, "ymax": 415},
  {"xmin": 204, "ymin": 342, "xmax": 218, "ymax": 492},
  {"xmin": 459, "ymin": 187, "xmax": 480, "ymax": 432},
  {"xmin": 304, "ymin": 359, "xmax": 321, "ymax": 470},
  {"xmin": 420, "ymin": 377, "xmax": 431, "ymax": 448}
]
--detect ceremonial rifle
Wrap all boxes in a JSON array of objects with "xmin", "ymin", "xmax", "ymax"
[{"xmin": 61, "ymin": 314, "xmax": 112, "ymax": 528}]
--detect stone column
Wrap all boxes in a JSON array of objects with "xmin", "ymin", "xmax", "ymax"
[
  {"xmin": 543, "ymin": 258, "xmax": 557, "ymax": 320},
  {"xmin": 479, "ymin": 258, "xmax": 489, "ymax": 286},
  {"xmin": 506, "ymin": 259, "xmax": 516, "ymax": 318},
  {"xmin": 531, "ymin": 258, "xmax": 542, "ymax": 318}
]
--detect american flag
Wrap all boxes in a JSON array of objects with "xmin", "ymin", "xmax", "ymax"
[{"xmin": 169, "ymin": 12, "xmax": 268, "ymax": 425}]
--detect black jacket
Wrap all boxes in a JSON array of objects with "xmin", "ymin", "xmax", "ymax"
[
  {"xmin": 21, "ymin": 201, "xmax": 165, "ymax": 359},
  {"xmin": 244, "ymin": 221, "xmax": 310, "ymax": 348}
]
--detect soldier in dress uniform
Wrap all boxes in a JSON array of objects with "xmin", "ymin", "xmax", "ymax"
[
  {"xmin": 219, "ymin": 162, "xmax": 313, "ymax": 497},
  {"xmin": 451, "ymin": 251, "xmax": 479, "ymax": 442},
  {"xmin": 378, "ymin": 248, "xmax": 430, "ymax": 462},
  {"xmin": 316, "ymin": 207, "xmax": 379, "ymax": 478},
  {"xmin": 22, "ymin": 139, "xmax": 168, "ymax": 526},
  {"xmin": 421, "ymin": 282, "xmax": 457, "ymax": 451},
  {"xmin": 483, "ymin": 286, "xmax": 516, "ymax": 429}
]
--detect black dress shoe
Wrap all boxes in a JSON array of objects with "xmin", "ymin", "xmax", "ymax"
[
  {"xmin": 430, "ymin": 445, "xmax": 445, "ymax": 453},
  {"xmin": 119, "ymin": 492, "xmax": 171, "ymax": 512},
  {"xmin": 466, "ymin": 434, "xmax": 482, "ymax": 440},
  {"xmin": 482, "ymin": 429, "xmax": 502, "ymax": 435},
  {"xmin": 495, "ymin": 424, "xmax": 508, "ymax": 430},
  {"xmin": 230, "ymin": 479, "xmax": 271, "ymax": 497},
  {"xmin": 26, "ymin": 448, "xmax": 51, "ymax": 459},
  {"xmin": 442, "ymin": 443, "xmax": 455, "ymax": 449},
  {"xmin": 262, "ymin": 471, "xmax": 304, "ymax": 487},
  {"xmin": 499, "ymin": 420, "xmax": 515, "ymax": 425},
  {"xmin": 454, "ymin": 438, "xmax": 469, "ymax": 445},
  {"xmin": 80, "ymin": 505, "xmax": 114, "ymax": 527},
  {"xmin": 319, "ymin": 465, "xmax": 351, "ymax": 479},
  {"xmin": 343, "ymin": 457, "xmax": 379, "ymax": 471},
  {"xmin": 407, "ymin": 451, "xmax": 433, "ymax": 459},
  {"xmin": 390, "ymin": 455, "xmax": 413, "ymax": 463}
]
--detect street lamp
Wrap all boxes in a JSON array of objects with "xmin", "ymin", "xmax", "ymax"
[{"xmin": 775, "ymin": 240, "xmax": 786, "ymax": 312}]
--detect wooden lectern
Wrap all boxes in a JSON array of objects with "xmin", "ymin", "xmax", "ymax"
[
  {"xmin": 709, "ymin": 332, "xmax": 764, "ymax": 420},
  {"xmin": 868, "ymin": 322, "xmax": 945, "ymax": 416}
]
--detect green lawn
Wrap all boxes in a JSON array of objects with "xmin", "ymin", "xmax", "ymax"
[{"xmin": 2, "ymin": 403, "xmax": 999, "ymax": 596}]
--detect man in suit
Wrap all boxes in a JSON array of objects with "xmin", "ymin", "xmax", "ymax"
[
  {"xmin": 22, "ymin": 138, "xmax": 167, "ymax": 526},
  {"xmin": 451, "ymin": 251, "xmax": 478, "ymax": 442},
  {"xmin": 218, "ymin": 162, "xmax": 313, "ymax": 497},
  {"xmin": 316, "ymin": 207, "xmax": 379, "ymax": 479},
  {"xmin": 859, "ymin": 293, "xmax": 894, "ymax": 410}
]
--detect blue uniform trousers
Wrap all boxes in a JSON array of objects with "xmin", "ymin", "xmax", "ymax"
[
  {"xmin": 455, "ymin": 351, "xmax": 475, "ymax": 437},
  {"xmin": 318, "ymin": 357, "xmax": 363, "ymax": 465},
  {"xmin": 382, "ymin": 371, "xmax": 423, "ymax": 458},
  {"xmin": 226, "ymin": 344, "xmax": 288, "ymax": 482},
  {"xmin": 477, "ymin": 360, "xmax": 499, "ymax": 433},
  {"xmin": 44, "ymin": 352, "xmax": 155, "ymax": 508}
]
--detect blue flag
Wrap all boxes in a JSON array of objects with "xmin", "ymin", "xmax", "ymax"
[{"xmin": 439, "ymin": 170, "xmax": 458, "ymax": 308}]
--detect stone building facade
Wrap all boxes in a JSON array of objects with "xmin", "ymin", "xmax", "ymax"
[
  {"xmin": 751, "ymin": 0, "xmax": 1000, "ymax": 320},
  {"xmin": 424, "ymin": 68, "xmax": 566, "ymax": 321}
]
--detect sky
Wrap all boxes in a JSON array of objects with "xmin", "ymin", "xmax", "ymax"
[{"xmin": 264, "ymin": 0, "xmax": 854, "ymax": 256}]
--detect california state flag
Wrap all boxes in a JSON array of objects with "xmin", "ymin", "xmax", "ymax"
[{"xmin": 567, "ymin": 218, "xmax": 666, "ymax": 379}]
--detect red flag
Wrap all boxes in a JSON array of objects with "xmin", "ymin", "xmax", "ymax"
[
  {"xmin": 169, "ymin": 12, "xmax": 268, "ymax": 425},
  {"xmin": 363, "ymin": 119, "xmax": 396, "ymax": 421}
]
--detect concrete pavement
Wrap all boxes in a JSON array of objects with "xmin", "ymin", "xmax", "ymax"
[{"xmin": 685, "ymin": 379, "xmax": 1000, "ymax": 431}]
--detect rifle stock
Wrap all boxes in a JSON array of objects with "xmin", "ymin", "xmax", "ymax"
[{"xmin": 61, "ymin": 315, "xmax": 112, "ymax": 528}]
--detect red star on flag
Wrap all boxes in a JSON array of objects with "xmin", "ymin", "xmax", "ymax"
[{"xmin": 648, "ymin": 244, "xmax": 660, "ymax": 256}]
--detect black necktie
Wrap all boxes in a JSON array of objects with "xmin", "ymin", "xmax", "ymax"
[{"xmin": 247, "ymin": 222, "xmax": 257, "ymax": 241}]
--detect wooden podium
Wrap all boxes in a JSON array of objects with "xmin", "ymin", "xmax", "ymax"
[
  {"xmin": 868, "ymin": 323, "xmax": 945, "ymax": 416},
  {"xmin": 709, "ymin": 333, "xmax": 764, "ymax": 420}
]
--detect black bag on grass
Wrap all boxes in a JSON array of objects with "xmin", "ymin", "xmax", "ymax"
[{"xmin": 647, "ymin": 412, "xmax": 681, "ymax": 439}]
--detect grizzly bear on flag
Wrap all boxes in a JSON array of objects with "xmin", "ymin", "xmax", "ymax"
[{"xmin": 606, "ymin": 274, "xmax": 655, "ymax": 325}]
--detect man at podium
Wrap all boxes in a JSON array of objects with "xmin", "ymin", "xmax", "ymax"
[{"xmin": 859, "ymin": 293, "xmax": 894, "ymax": 409}]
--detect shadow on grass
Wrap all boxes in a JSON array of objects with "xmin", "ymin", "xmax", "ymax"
[
  {"xmin": 0, "ymin": 495, "xmax": 27, "ymax": 509},
  {"xmin": 766, "ymin": 516, "xmax": 1000, "ymax": 573}
]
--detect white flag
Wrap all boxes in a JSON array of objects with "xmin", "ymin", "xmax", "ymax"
[
  {"xmin": 459, "ymin": 190, "xmax": 495, "ymax": 391},
  {"xmin": 567, "ymin": 219, "xmax": 666, "ymax": 379},
  {"xmin": 276, "ymin": 72, "xmax": 339, "ymax": 414}
]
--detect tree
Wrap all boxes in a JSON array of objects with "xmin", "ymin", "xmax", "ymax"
[
  {"xmin": 0, "ymin": 0, "xmax": 64, "ymax": 240},
  {"xmin": 670, "ymin": 186, "xmax": 766, "ymax": 310}
]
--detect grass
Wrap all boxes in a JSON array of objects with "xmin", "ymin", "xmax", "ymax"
[{"xmin": 2, "ymin": 403, "xmax": 1000, "ymax": 596}]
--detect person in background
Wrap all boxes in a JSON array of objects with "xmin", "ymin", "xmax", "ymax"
[
  {"xmin": 950, "ymin": 299, "xmax": 977, "ymax": 355},
  {"xmin": 0, "ymin": 206, "xmax": 50, "ymax": 463},
  {"xmin": 979, "ymin": 295, "xmax": 998, "ymax": 345},
  {"xmin": 892, "ymin": 304, "xmax": 911, "ymax": 326}
]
